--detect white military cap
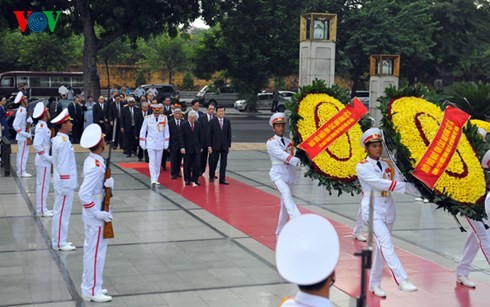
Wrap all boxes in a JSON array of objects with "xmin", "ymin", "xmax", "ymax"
[
  {"xmin": 14, "ymin": 92, "xmax": 25, "ymax": 104},
  {"xmin": 51, "ymin": 108, "xmax": 72, "ymax": 125},
  {"xmin": 481, "ymin": 149, "xmax": 490, "ymax": 169},
  {"xmin": 151, "ymin": 103, "xmax": 163, "ymax": 109},
  {"xmin": 276, "ymin": 214, "xmax": 340, "ymax": 286},
  {"xmin": 33, "ymin": 102, "xmax": 47, "ymax": 119},
  {"xmin": 478, "ymin": 128, "xmax": 487, "ymax": 138},
  {"xmin": 173, "ymin": 108, "xmax": 182, "ymax": 113},
  {"xmin": 360, "ymin": 127, "xmax": 383, "ymax": 148},
  {"xmin": 269, "ymin": 112, "xmax": 287, "ymax": 126},
  {"xmin": 80, "ymin": 124, "xmax": 103, "ymax": 149}
]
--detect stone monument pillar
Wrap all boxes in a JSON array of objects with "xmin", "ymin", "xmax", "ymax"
[
  {"xmin": 299, "ymin": 13, "xmax": 337, "ymax": 87},
  {"xmin": 369, "ymin": 54, "xmax": 400, "ymax": 125}
]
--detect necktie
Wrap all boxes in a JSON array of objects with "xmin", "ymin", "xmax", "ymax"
[
  {"xmin": 219, "ymin": 119, "xmax": 223, "ymax": 130},
  {"xmin": 143, "ymin": 111, "xmax": 146, "ymax": 117},
  {"xmin": 155, "ymin": 116, "xmax": 158, "ymax": 122},
  {"xmin": 73, "ymin": 103, "xmax": 77, "ymax": 116},
  {"xmin": 281, "ymin": 138, "xmax": 285, "ymax": 146},
  {"xmin": 100, "ymin": 103, "xmax": 104, "ymax": 111},
  {"xmin": 177, "ymin": 120, "xmax": 180, "ymax": 127},
  {"xmin": 191, "ymin": 123, "xmax": 194, "ymax": 131},
  {"xmin": 376, "ymin": 161, "xmax": 383, "ymax": 171},
  {"xmin": 117, "ymin": 103, "xmax": 120, "ymax": 117},
  {"xmin": 130, "ymin": 107, "xmax": 134, "ymax": 125}
]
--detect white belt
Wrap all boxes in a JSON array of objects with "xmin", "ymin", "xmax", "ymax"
[
  {"xmin": 272, "ymin": 161, "xmax": 287, "ymax": 165},
  {"xmin": 364, "ymin": 191, "xmax": 390, "ymax": 197}
]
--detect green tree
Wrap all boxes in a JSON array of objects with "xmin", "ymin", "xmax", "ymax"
[
  {"xmin": 182, "ymin": 72, "xmax": 194, "ymax": 90},
  {"xmin": 444, "ymin": 81, "xmax": 490, "ymax": 119},
  {"xmin": 0, "ymin": 0, "xmax": 212, "ymax": 96},
  {"xmin": 139, "ymin": 34, "xmax": 188, "ymax": 84},
  {"xmin": 97, "ymin": 37, "xmax": 134, "ymax": 90},
  {"xmin": 0, "ymin": 29, "xmax": 25, "ymax": 71},
  {"xmin": 135, "ymin": 71, "xmax": 147, "ymax": 87}
]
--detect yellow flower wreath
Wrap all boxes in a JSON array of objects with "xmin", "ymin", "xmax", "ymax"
[
  {"xmin": 297, "ymin": 93, "xmax": 366, "ymax": 181},
  {"xmin": 390, "ymin": 97, "xmax": 485, "ymax": 204}
]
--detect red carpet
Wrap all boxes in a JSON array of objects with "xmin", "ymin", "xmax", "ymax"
[{"xmin": 120, "ymin": 162, "xmax": 490, "ymax": 306}]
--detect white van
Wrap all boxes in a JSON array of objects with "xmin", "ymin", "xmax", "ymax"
[{"xmin": 195, "ymin": 85, "xmax": 239, "ymax": 107}]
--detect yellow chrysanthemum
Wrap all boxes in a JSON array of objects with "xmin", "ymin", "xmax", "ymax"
[
  {"xmin": 297, "ymin": 93, "xmax": 365, "ymax": 181},
  {"xmin": 390, "ymin": 97, "xmax": 485, "ymax": 204},
  {"xmin": 470, "ymin": 119, "xmax": 490, "ymax": 134}
]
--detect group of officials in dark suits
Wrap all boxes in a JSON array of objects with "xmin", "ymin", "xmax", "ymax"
[{"xmin": 169, "ymin": 100, "xmax": 232, "ymax": 185}]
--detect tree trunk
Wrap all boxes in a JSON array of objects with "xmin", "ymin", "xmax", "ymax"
[
  {"xmin": 76, "ymin": 0, "xmax": 100, "ymax": 98},
  {"xmin": 168, "ymin": 70, "xmax": 173, "ymax": 84},
  {"xmin": 105, "ymin": 59, "xmax": 110, "ymax": 92}
]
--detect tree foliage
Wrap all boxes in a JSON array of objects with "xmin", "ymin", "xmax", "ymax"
[{"xmin": 444, "ymin": 81, "xmax": 490, "ymax": 120}]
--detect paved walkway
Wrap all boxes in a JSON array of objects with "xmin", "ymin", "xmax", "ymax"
[{"xmin": 1, "ymin": 146, "xmax": 490, "ymax": 306}]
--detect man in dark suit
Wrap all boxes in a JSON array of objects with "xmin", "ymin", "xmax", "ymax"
[
  {"xmin": 135, "ymin": 102, "xmax": 151, "ymax": 162},
  {"xmin": 109, "ymin": 94, "xmax": 124, "ymax": 149},
  {"xmin": 67, "ymin": 96, "xmax": 84, "ymax": 143},
  {"xmin": 121, "ymin": 97, "xmax": 138, "ymax": 157},
  {"xmin": 168, "ymin": 108, "xmax": 185, "ymax": 179},
  {"xmin": 186, "ymin": 99, "xmax": 204, "ymax": 121},
  {"xmin": 93, "ymin": 95, "xmax": 108, "ymax": 136},
  {"xmin": 207, "ymin": 106, "xmax": 232, "ymax": 184},
  {"xmin": 199, "ymin": 103, "xmax": 215, "ymax": 175},
  {"xmin": 179, "ymin": 110, "xmax": 203, "ymax": 186},
  {"xmin": 48, "ymin": 97, "xmax": 63, "ymax": 134},
  {"xmin": 161, "ymin": 97, "xmax": 173, "ymax": 170}
]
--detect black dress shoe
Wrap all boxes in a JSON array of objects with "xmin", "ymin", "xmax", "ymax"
[
  {"xmin": 214, "ymin": 176, "xmax": 218, "ymax": 179},
  {"xmin": 177, "ymin": 175, "xmax": 182, "ymax": 178},
  {"xmin": 185, "ymin": 181, "xmax": 191, "ymax": 185},
  {"xmin": 219, "ymin": 180, "xmax": 229, "ymax": 185},
  {"xmin": 126, "ymin": 155, "xmax": 131, "ymax": 158},
  {"xmin": 193, "ymin": 181, "xmax": 200, "ymax": 186},
  {"xmin": 209, "ymin": 178, "xmax": 214, "ymax": 183},
  {"xmin": 138, "ymin": 159, "xmax": 143, "ymax": 162},
  {"xmin": 171, "ymin": 176, "xmax": 177, "ymax": 180}
]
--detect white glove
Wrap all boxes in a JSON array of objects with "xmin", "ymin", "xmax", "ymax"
[
  {"xmin": 96, "ymin": 211, "xmax": 113, "ymax": 222},
  {"xmin": 20, "ymin": 131, "xmax": 32, "ymax": 138},
  {"xmin": 405, "ymin": 182, "xmax": 422, "ymax": 197},
  {"xmin": 290, "ymin": 156, "xmax": 301, "ymax": 167},
  {"xmin": 26, "ymin": 116, "xmax": 33, "ymax": 124},
  {"xmin": 104, "ymin": 177, "xmax": 114, "ymax": 189}
]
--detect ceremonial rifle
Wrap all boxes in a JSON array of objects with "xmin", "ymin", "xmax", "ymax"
[{"xmin": 102, "ymin": 118, "xmax": 116, "ymax": 239}]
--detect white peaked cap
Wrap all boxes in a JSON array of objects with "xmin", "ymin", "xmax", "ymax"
[
  {"xmin": 360, "ymin": 127, "xmax": 383, "ymax": 148},
  {"xmin": 50, "ymin": 108, "xmax": 72, "ymax": 125},
  {"xmin": 276, "ymin": 214, "xmax": 340, "ymax": 286},
  {"xmin": 14, "ymin": 92, "xmax": 24, "ymax": 104},
  {"xmin": 80, "ymin": 124, "xmax": 103, "ymax": 149},
  {"xmin": 481, "ymin": 149, "xmax": 490, "ymax": 169},
  {"xmin": 478, "ymin": 128, "xmax": 487, "ymax": 138},
  {"xmin": 32, "ymin": 102, "xmax": 46, "ymax": 119},
  {"xmin": 269, "ymin": 112, "xmax": 287, "ymax": 126},
  {"xmin": 151, "ymin": 103, "xmax": 163, "ymax": 109}
]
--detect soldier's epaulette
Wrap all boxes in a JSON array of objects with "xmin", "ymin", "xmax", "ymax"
[
  {"xmin": 381, "ymin": 158, "xmax": 390, "ymax": 162},
  {"xmin": 62, "ymin": 136, "xmax": 67, "ymax": 142},
  {"xmin": 268, "ymin": 136, "xmax": 275, "ymax": 141},
  {"xmin": 95, "ymin": 160, "xmax": 101, "ymax": 167},
  {"xmin": 40, "ymin": 123, "xmax": 44, "ymax": 128},
  {"xmin": 360, "ymin": 159, "xmax": 368, "ymax": 164},
  {"xmin": 123, "ymin": 104, "xmax": 128, "ymax": 107},
  {"xmin": 145, "ymin": 115, "xmax": 151, "ymax": 118}
]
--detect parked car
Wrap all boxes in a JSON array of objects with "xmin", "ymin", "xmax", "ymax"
[
  {"xmin": 352, "ymin": 90, "xmax": 370, "ymax": 108},
  {"xmin": 142, "ymin": 84, "xmax": 182, "ymax": 106},
  {"xmin": 6, "ymin": 99, "xmax": 71, "ymax": 139},
  {"xmin": 195, "ymin": 85, "xmax": 239, "ymax": 107},
  {"xmin": 278, "ymin": 90, "xmax": 297, "ymax": 101},
  {"xmin": 234, "ymin": 93, "xmax": 289, "ymax": 112}
]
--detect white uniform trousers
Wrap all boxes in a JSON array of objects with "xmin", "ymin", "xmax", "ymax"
[
  {"xmin": 273, "ymin": 179, "xmax": 300, "ymax": 235},
  {"xmin": 370, "ymin": 220, "xmax": 408, "ymax": 287},
  {"xmin": 353, "ymin": 206, "xmax": 364, "ymax": 235},
  {"xmin": 148, "ymin": 148, "xmax": 163, "ymax": 183},
  {"xmin": 81, "ymin": 225, "xmax": 108, "ymax": 297},
  {"xmin": 456, "ymin": 217, "xmax": 490, "ymax": 277},
  {"xmin": 16, "ymin": 140, "xmax": 29, "ymax": 176},
  {"xmin": 51, "ymin": 189, "xmax": 74, "ymax": 249},
  {"xmin": 36, "ymin": 166, "xmax": 52, "ymax": 215}
]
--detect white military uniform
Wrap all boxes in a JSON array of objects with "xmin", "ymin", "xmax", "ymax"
[
  {"xmin": 357, "ymin": 156, "xmax": 410, "ymax": 288},
  {"xmin": 33, "ymin": 119, "xmax": 53, "ymax": 215},
  {"xmin": 267, "ymin": 134, "xmax": 301, "ymax": 235},
  {"xmin": 139, "ymin": 113, "xmax": 170, "ymax": 184},
  {"xmin": 13, "ymin": 105, "xmax": 30, "ymax": 176},
  {"xmin": 51, "ymin": 131, "xmax": 78, "ymax": 249},
  {"xmin": 79, "ymin": 153, "xmax": 109, "ymax": 298},
  {"xmin": 280, "ymin": 291, "xmax": 333, "ymax": 307},
  {"xmin": 456, "ymin": 149, "xmax": 490, "ymax": 279}
]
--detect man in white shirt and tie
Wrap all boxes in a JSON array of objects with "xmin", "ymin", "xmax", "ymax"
[
  {"xmin": 135, "ymin": 102, "xmax": 151, "ymax": 162},
  {"xmin": 168, "ymin": 108, "xmax": 185, "ymax": 179},
  {"xmin": 121, "ymin": 97, "xmax": 137, "ymax": 157},
  {"xmin": 200, "ymin": 104, "xmax": 215, "ymax": 175}
]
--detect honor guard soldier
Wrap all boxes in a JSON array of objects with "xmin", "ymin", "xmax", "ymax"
[
  {"xmin": 13, "ymin": 91, "xmax": 33, "ymax": 177},
  {"xmin": 32, "ymin": 102, "xmax": 53, "ymax": 217},
  {"xmin": 51, "ymin": 108, "xmax": 77, "ymax": 251},
  {"xmin": 267, "ymin": 113, "xmax": 301, "ymax": 235},
  {"xmin": 276, "ymin": 214, "xmax": 340, "ymax": 307},
  {"xmin": 455, "ymin": 148, "xmax": 490, "ymax": 288},
  {"xmin": 79, "ymin": 124, "xmax": 114, "ymax": 303},
  {"xmin": 139, "ymin": 103, "xmax": 170, "ymax": 187},
  {"xmin": 357, "ymin": 128, "xmax": 421, "ymax": 297}
]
